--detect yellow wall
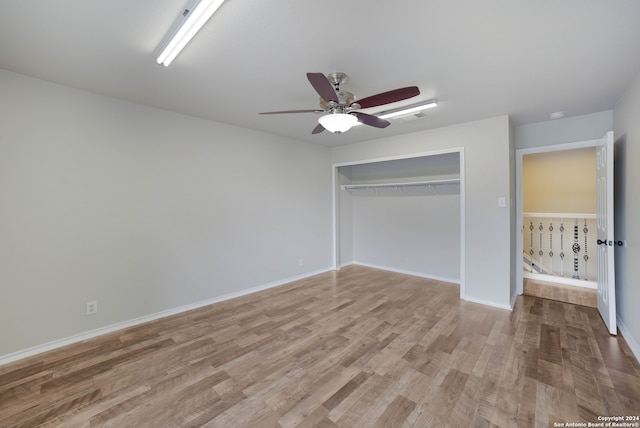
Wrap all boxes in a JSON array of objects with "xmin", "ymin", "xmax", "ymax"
[{"xmin": 523, "ymin": 147, "xmax": 596, "ymax": 213}]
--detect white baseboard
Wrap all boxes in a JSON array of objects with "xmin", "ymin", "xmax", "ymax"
[
  {"xmin": 461, "ymin": 295, "xmax": 513, "ymax": 311},
  {"xmin": 352, "ymin": 261, "xmax": 460, "ymax": 284},
  {"xmin": 617, "ymin": 317, "xmax": 640, "ymax": 364},
  {"xmin": 0, "ymin": 267, "xmax": 333, "ymax": 367},
  {"xmin": 338, "ymin": 261, "xmax": 354, "ymax": 269},
  {"xmin": 351, "ymin": 262, "xmax": 515, "ymax": 311}
]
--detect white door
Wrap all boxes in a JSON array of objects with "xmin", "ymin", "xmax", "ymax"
[{"xmin": 596, "ymin": 131, "xmax": 616, "ymax": 335}]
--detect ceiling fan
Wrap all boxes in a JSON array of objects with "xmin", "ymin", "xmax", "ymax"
[{"xmin": 259, "ymin": 72, "xmax": 420, "ymax": 134}]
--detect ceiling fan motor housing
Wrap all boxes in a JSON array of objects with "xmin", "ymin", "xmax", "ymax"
[
  {"xmin": 319, "ymin": 72, "xmax": 357, "ymax": 111},
  {"xmin": 319, "ymin": 91, "xmax": 356, "ymax": 110}
]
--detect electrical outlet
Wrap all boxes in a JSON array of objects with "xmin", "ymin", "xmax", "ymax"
[{"xmin": 86, "ymin": 301, "xmax": 98, "ymax": 315}]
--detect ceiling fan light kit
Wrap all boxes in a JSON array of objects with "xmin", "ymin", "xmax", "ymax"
[
  {"xmin": 156, "ymin": 0, "xmax": 226, "ymax": 66},
  {"xmin": 318, "ymin": 112, "xmax": 359, "ymax": 134},
  {"xmin": 260, "ymin": 72, "xmax": 430, "ymax": 135}
]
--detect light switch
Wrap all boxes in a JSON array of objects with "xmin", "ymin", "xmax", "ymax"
[{"xmin": 498, "ymin": 197, "xmax": 506, "ymax": 208}]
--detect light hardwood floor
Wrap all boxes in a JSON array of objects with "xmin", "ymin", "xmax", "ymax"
[
  {"xmin": 523, "ymin": 278, "xmax": 597, "ymax": 308},
  {"xmin": 1, "ymin": 266, "xmax": 639, "ymax": 427}
]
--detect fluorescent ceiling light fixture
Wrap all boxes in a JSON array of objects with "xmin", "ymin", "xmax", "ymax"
[
  {"xmin": 156, "ymin": 0, "xmax": 226, "ymax": 66},
  {"xmin": 377, "ymin": 99, "xmax": 438, "ymax": 119},
  {"xmin": 318, "ymin": 113, "xmax": 358, "ymax": 133}
]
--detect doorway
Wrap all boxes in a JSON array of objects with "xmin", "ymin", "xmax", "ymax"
[{"xmin": 516, "ymin": 141, "xmax": 598, "ymax": 306}]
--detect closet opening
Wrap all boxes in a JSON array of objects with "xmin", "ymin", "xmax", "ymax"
[{"xmin": 332, "ymin": 149, "xmax": 465, "ymax": 299}]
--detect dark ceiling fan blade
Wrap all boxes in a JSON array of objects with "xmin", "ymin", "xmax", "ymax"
[
  {"xmin": 353, "ymin": 112, "xmax": 390, "ymax": 128},
  {"xmin": 312, "ymin": 123, "xmax": 325, "ymax": 134},
  {"xmin": 259, "ymin": 109, "xmax": 324, "ymax": 115},
  {"xmin": 307, "ymin": 73, "xmax": 339, "ymax": 103},
  {"xmin": 354, "ymin": 86, "xmax": 420, "ymax": 109}
]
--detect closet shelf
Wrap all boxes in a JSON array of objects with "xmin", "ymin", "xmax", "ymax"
[{"xmin": 341, "ymin": 178, "xmax": 459, "ymax": 190}]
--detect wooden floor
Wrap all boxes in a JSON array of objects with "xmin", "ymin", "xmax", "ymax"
[
  {"xmin": 1, "ymin": 266, "xmax": 639, "ymax": 428},
  {"xmin": 523, "ymin": 277, "xmax": 598, "ymax": 308}
]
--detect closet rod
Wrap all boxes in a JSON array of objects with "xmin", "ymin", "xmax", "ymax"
[{"xmin": 341, "ymin": 178, "xmax": 459, "ymax": 190}]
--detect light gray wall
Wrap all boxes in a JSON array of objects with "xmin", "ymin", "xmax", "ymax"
[
  {"xmin": 613, "ymin": 71, "xmax": 640, "ymax": 359},
  {"xmin": 0, "ymin": 70, "xmax": 333, "ymax": 358},
  {"xmin": 350, "ymin": 187, "xmax": 460, "ymax": 281},
  {"xmin": 336, "ymin": 167, "xmax": 353, "ymax": 266},
  {"xmin": 331, "ymin": 116, "xmax": 513, "ymax": 309},
  {"xmin": 515, "ymin": 110, "xmax": 613, "ymax": 149}
]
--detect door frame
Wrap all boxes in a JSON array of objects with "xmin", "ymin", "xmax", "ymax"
[
  {"xmin": 515, "ymin": 139, "xmax": 599, "ymax": 296},
  {"xmin": 331, "ymin": 147, "xmax": 466, "ymax": 300}
]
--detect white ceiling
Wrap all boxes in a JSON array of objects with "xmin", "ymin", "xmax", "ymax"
[{"xmin": 2, "ymin": 1, "xmax": 640, "ymax": 146}]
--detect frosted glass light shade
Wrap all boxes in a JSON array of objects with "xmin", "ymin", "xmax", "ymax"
[{"xmin": 318, "ymin": 113, "xmax": 358, "ymax": 133}]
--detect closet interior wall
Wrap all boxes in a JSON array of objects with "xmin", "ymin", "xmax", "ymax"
[{"xmin": 337, "ymin": 153, "xmax": 461, "ymax": 283}]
